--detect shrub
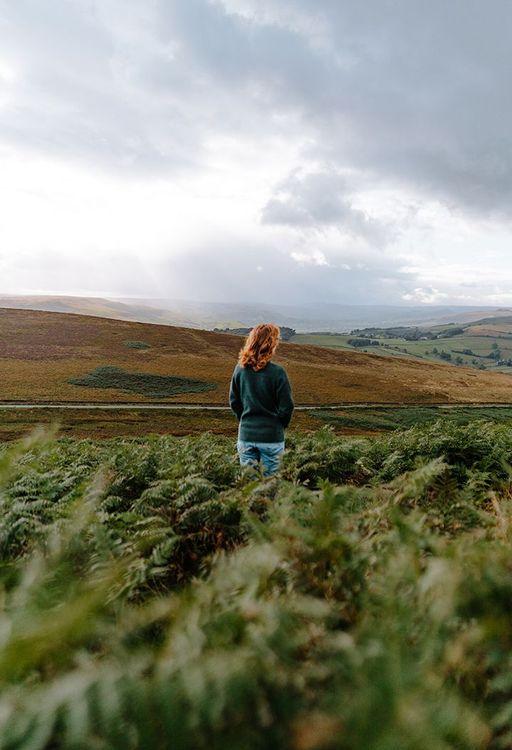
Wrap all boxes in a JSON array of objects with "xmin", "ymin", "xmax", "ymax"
[{"xmin": 124, "ymin": 340, "xmax": 151, "ymax": 349}]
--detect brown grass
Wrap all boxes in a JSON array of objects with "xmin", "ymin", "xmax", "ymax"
[
  {"xmin": 0, "ymin": 408, "xmax": 330, "ymax": 441},
  {"xmin": 2, "ymin": 307, "xmax": 512, "ymax": 405},
  {"xmin": 466, "ymin": 323, "xmax": 512, "ymax": 337}
]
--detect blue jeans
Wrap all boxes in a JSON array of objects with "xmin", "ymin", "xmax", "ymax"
[{"xmin": 237, "ymin": 440, "xmax": 285, "ymax": 477}]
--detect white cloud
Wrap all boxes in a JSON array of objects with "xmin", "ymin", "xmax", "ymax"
[
  {"xmin": 402, "ymin": 288, "xmax": 449, "ymax": 304},
  {"xmin": 290, "ymin": 250, "xmax": 329, "ymax": 266}
]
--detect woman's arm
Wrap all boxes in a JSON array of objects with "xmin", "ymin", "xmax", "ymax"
[
  {"xmin": 276, "ymin": 369, "xmax": 294, "ymax": 427},
  {"xmin": 229, "ymin": 369, "xmax": 243, "ymax": 420}
]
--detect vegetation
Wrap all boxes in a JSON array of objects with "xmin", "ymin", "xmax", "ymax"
[
  {"xmin": 314, "ymin": 405, "xmax": 512, "ymax": 432},
  {"xmin": 5, "ymin": 405, "xmax": 512, "ymax": 443},
  {"xmin": 349, "ymin": 325, "xmax": 438, "ymax": 340},
  {"xmin": 7, "ymin": 406, "xmax": 512, "ymax": 442},
  {"xmin": 0, "ymin": 408, "xmax": 328, "ymax": 441},
  {"xmin": 124, "ymin": 340, "xmax": 151, "ymax": 349},
  {"xmin": 69, "ymin": 366, "xmax": 217, "ymax": 399},
  {"xmin": 347, "ymin": 338, "xmax": 380, "ymax": 347},
  {"xmin": 2, "ymin": 422, "xmax": 512, "ymax": 747}
]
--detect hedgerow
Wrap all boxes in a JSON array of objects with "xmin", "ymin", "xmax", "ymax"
[{"xmin": 1, "ymin": 420, "xmax": 512, "ymax": 747}]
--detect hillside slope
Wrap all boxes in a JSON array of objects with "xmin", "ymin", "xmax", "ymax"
[
  {"xmin": 2, "ymin": 308, "xmax": 512, "ymax": 404},
  {"xmin": 0, "ymin": 295, "xmax": 218, "ymax": 328}
]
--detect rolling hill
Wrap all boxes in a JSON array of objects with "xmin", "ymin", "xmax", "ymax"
[
  {"xmin": 0, "ymin": 295, "xmax": 227, "ymax": 329},
  {"xmin": 2, "ymin": 308, "xmax": 512, "ymax": 405},
  {"xmin": 1, "ymin": 294, "xmax": 511, "ymax": 332}
]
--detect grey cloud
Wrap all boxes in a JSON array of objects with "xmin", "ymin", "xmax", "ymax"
[
  {"xmin": 0, "ymin": 1, "xmax": 206, "ymax": 174},
  {"xmin": 160, "ymin": 240, "xmax": 414, "ymax": 305},
  {"xmin": 3, "ymin": 0, "xmax": 512, "ymax": 216},
  {"xmin": 261, "ymin": 169, "xmax": 392, "ymax": 245},
  {"xmin": 166, "ymin": 0, "xmax": 512, "ymax": 217},
  {"xmin": 2, "ymin": 0, "xmax": 512, "ymax": 307},
  {"xmin": 261, "ymin": 0, "xmax": 512, "ymax": 216}
]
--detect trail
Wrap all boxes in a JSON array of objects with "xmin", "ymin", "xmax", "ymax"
[{"xmin": 1, "ymin": 402, "xmax": 512, "ymax": 411}]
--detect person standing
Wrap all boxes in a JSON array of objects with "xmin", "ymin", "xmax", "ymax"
[{"xmin": 229, "ymin": 323, "xmax": 294, "ymax": 476}]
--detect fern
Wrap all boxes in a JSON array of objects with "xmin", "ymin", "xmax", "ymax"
[{"xmin": 1, "ymin": 422, "xmax": 512, "ymax": 747}]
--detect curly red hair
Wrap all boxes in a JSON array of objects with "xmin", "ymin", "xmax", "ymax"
[{"xmin": 238, "ymin": 323, "xmax": 280, "ymax": 371}]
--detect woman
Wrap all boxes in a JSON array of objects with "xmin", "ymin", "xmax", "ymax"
[{"xmin": 229, "ymin": 323, "xmax": 294, "ymax": 476}]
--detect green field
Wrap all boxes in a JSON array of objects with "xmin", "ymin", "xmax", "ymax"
[
  {"xmin": 2, "ymin": 421, "xmax": 512, "ymax": 747},
  {"xmin": 293, "ymin": 318, "xmax": 512, "ymax": 372},
  {"xmin": 293, "ymin": 332, "xmax": 420, "ymax": 359}
]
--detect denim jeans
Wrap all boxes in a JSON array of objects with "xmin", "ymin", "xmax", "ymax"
[{"xmin": 237, "ymin": 440, "xmax": 285, "ymax": 477}]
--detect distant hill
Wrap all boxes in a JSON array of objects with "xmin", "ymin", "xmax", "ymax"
[
  {"xmin": 214, "ymin": 326, "xmax": 296, "ymax": 341},
  {"xmin": 465, "ymin": 315, "xmax": 512, "ymax": 337},
  {"xmin": 2, "ymin": 308, "xmax": 512, "ymax": 405},
  {"xmin": 0, "ymin": 295, "xmax": 510, "ymax": 332},
  {"xmin": 128, "ymin": 298, "xmax": 512, "ymax": 332},
  {"xmin": 0, "ymin": 295, "xmax": 228, "ymax": 329}
]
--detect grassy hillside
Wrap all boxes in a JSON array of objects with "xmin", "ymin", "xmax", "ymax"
[
  {"xmin": 2, "ymin": 422, "xmax": 512, "ymax": 747},
  {"xmin": 3, "ymin": 308, "xmax": 512, "ymax": 406}
]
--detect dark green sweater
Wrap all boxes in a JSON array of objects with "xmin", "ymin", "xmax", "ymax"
[{"xmin": 229, "ymin": 362, "xmax": 294, "ymax": 442}]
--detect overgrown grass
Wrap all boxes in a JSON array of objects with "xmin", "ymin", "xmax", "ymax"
[
  {"xmin": 69, "ymin": 365, "xmax": 217, "ymax": 398},
  {"xmin": 2, "ymin": 421, "xmax": 512, "ymax": 747}
]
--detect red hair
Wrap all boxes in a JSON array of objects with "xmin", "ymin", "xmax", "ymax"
[{"xmin": 238, "ymin": 324, "xmax": 280, "ymax": 371}]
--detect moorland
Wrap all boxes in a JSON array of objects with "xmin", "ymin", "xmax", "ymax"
[
  {"xmin": 3, "ymin": 307, "xmax": 512, "ymax": 440},
  {"xmin": 2, "ymin": 308, "xmax": 512, "ymax": 406}
]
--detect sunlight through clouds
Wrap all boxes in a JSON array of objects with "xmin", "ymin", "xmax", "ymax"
[{"xmin": 0, "ymin": 0, "xmax": 511, "ymax": 304}]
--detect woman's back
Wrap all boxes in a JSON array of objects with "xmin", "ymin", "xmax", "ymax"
[
  {"xmin": 229, "ymin": 323, "xmax": 294, "ymax": 476},
  {"xmin": 230, "ymin": 360, "xmax": 294, "ymax": 443}
]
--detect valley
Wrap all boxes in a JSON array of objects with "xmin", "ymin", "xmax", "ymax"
[{"xmin": 292, "ymin": 314, "xmax": 512, "ymax": 372}]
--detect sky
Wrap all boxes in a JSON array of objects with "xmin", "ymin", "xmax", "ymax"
[{"xmin": 0, "ymin": 0, "xmax": 511, "ymax": 306}]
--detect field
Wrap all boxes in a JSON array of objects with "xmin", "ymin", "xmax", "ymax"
[
  {"xmin": 293, "ymin": 320, "xmax": 512, "ymax": 372},
  {"xmin": 5, "ymin": 405, "xmax": 512, "ymax": 442},
  {"xmin": 0, "ymin": 407, "xmax": 331, "ymax": 441},
  {"xmin": 293, "ymin": 333, "xmax": 419, "ymax": 359},
  {"xmin": 4, "ymin": 308, "xmax": 512, "ymax": 407},
  {"xmin": 315, "ymin": 405, "xmax": 512, "ymax": 432},
  {"xmin": 2, "ymin": 420, "xmax": 512, "ymax": 747}
]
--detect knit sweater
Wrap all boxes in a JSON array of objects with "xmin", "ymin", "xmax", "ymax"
[{"xmin": 229, "ymin": 362, "xmax": 294, "ymax": 442}]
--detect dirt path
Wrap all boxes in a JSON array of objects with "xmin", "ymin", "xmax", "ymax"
[{"xmin": 1, "ymin": 402, "xmax": 512, "ymax": 411}]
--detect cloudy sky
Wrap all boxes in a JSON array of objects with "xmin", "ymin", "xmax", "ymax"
[{"xmin": 0, "ymin": 0, "xmax": 511, "ymax": 305}]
